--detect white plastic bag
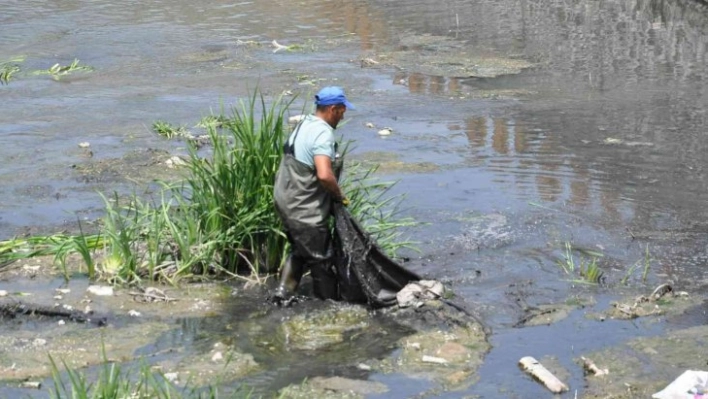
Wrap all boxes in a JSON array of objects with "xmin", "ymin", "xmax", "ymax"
[{"xmin": 652, "ymin": 370, "xmax": 708, "ymax": 399}]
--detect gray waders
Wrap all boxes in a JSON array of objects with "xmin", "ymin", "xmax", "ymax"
[{"xmin": 272, "ymin": 124, "xmax": 343, "ymax": 301}]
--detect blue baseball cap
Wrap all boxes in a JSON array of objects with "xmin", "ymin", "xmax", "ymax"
[{"xmin": 315, "ymin": 86, "xmax": 355, "ymax": 109}]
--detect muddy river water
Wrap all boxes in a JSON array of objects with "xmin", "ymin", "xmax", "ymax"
[{"xmin": 2, "ymin": 0, "xmax": 708, "ymax": 398}]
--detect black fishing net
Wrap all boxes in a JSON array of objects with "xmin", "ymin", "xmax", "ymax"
[{"xmin": 332, "ymin": 203, "xmax": 421, "ymax": 308}]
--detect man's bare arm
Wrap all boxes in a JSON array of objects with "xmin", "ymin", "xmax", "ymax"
[{"xmin": 314, "ymin": 154, "xmax": 344, "ymax": 200}]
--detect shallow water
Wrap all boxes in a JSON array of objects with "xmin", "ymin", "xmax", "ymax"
[{"xmin": 3, "ymin": 0, "xmax": 708, "ymax": 397}]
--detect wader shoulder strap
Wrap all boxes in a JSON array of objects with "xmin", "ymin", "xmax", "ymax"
[{"xmin": 283, "ymin": 122, "xmax": 304, "ymax": 157}]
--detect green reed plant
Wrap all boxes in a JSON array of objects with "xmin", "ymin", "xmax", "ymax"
[
  {"xmin": 32, "ymin": 58, "xmax": 93, "ymax": 80},
  {"xmin": 557, "ymin": 241, "xmax": 604, "ymax": 284},
  {"xmin": 153, "ymin": 120, "xmax": 190, "ymax": 139},
  {"xmin": 196, "ymin": 114, "xmax": 230, "ymax": 129},
  {"xmin": 55, "ymin": 219, "xmax": 101, "ymax": 280},
  {"xmin": 98, "ymin": 193, "xmax": 145, "ymax": 282},
  {"xmin": 177, "ymin": 91, "xmax": 293, "ymax": 275},
  {"xmin": 0, "ymin": 56, "xmax": 24, "ymax": 85},
  {"xmin": 49, "ymin": 355, "xmax": 254, "ymax": 399},
  {"xmin": 0, "ymin": 233, "xmax": 102, "ymax": 266},
  {"xmin": 621, "ymin": 244, "xmax": 652, "ymax": 285}
]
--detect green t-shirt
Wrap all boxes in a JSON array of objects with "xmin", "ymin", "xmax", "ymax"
[{"xmin": 287, "ymin": 115, "xmax": 335, "ymax": 167}]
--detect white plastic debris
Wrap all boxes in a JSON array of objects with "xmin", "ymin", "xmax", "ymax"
[
  {"xmin": 211, "ymin": 352, "xmax": 223, "ymax": 362},
  {"xmin": 87, "ymin": 285, "xmax": 114, "ymax": 296},
  {"xmin": 78, "ymin": 142, "xmax": 90, "ymax": 148},
  {"xmin": 20, "ymin": 381, "xmax": 41, "ymax": 389},
  {"xmin": 519, "ymin": 356, "xmax": 569, "ymax": 393},
  {"xmin": 165, "ymin": 156, "xmax": 186, "ymax": 168},
  {"xmin": 164, "ymin": 372, "xmax": 179, "ymax": 382},
  {"xmin": 271, "ymin": 40, "xmax": 289, "ymax": 53},
  {"xmin": 377, "ymin": 127, "xmax": 393, "ymax": 136},
  {"xmin": 288, "ymin": 114, "xmax": 306, "ymax": 124},
  {"xmin": 397, "ymin": 280, "xmax": 445, "ymax": 308},
  {"xmin": 581, "ymin": 356, "xmax": 609, "ymax": 376},
  {"xmin": 365, "ymin": 122, "xmax": 375, "ymax": 128},
  {"xmin": 422, "ymin": 355, "xmax": 448, "ymax": 364},
  {"xmin": 56, "ymin": 288, "xmax": 71, "ymax": 294},
  {"xmin": 57, "ymin": 320, "xmax": 65, "ymax": 325},
  {"xmin": 128, "ymin": 310, "xmax": 141, "ymax": 317},
  {"xmin": 407, "ymin": 341, "xmax": 421, "ymax": 350},
  {"xmin": 0, "ymin": 290, "xmax": 8, "ymax": 297},
  {"xmin": 652, "ymin": 370, "xmax": 708, "ymax": 399}
]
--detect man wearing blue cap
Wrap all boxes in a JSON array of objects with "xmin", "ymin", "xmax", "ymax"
[{"xmin": 272, "ymin": 87, "xmax": 355, "ymax": 303}]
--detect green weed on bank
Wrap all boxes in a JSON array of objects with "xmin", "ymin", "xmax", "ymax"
[{"xmin": 49, "ymin": 355, "xmax": 258, "ymax": 399}]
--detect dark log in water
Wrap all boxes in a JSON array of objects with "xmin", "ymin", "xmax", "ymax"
[{"xmin": 0, "ymin": 300, "xmax": 107, "ymax": 326}]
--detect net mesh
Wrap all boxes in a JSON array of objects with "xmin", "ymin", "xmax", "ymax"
[{"xmin": 332, "ymin": 203, "xmax": 421, "ymax": 308}]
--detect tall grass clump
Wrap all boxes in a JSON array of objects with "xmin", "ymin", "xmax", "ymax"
[{"xmin": 174, "ymin": 92, "xmax": 294, "ymax": 275}]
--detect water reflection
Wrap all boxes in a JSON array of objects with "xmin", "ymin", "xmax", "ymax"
[
  {"xmin": 394, "ymin": 72, "xmax": 462, "ymax": 95},
  {"xmin": 376, "ymin": 0, "xmax": 708, "ymax": 242}
]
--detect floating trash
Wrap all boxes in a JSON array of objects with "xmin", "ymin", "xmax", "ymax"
[
  {"xmin": 288, "ymin": 114, "xmax": 306, "ymax": 124},
  {"xmin": 378, "ymin": 127, "xmax": 393, "ymax": 136}
]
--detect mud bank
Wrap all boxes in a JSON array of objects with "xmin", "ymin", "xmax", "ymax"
[{"xmin": 0, "ymin": 260, "xmax": 490, "ymax": 397}]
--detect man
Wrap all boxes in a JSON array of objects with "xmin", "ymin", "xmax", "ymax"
[{"xmin": 272, "ymin": 86, "xmax": 355, "ymax": 303}]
